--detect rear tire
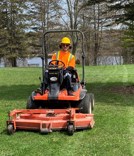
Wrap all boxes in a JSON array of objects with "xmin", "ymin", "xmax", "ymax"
[
  {"xmin": 78, "ymin": 93, "xmax": 92, "ymax": 114},
  {"xmin": 26, "ymin": 96, "xmax": 38, "ymax": 109}
]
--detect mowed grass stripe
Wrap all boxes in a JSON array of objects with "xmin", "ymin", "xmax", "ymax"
[
  {"xmin": 122, "ymin": 65, "xmax": 134, "ymax": 155},
  {"xmin": 122, "ymin": 65, "xmax": 128, "ymax": 83}
]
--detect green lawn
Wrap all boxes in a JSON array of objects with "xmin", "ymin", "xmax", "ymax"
[{"xmin": 0, "ymin": 65, "xmax": 134, "ymax": 156}]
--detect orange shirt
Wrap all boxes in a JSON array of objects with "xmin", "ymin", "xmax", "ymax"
[{"xmin": 52, "ymin": 50, "xmax": 75, "ymax": 68}]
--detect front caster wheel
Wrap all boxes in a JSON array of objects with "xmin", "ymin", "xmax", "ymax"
[
  {"xmin": 67, "ymin": 124, "xmax": 74, "ymax": 135},
  {"xmin": 7, "ymin": 124, "xmax": 15, "ymax": 135}
]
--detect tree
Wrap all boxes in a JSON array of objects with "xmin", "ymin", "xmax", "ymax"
[
  {"xmin": 78, "ymin": 1, "xmax": 109, "ymax": 65},
  {"xmin": 0, "ymin": 0, "xmax": 29, "ymax": 67},
  {"xmin": 24, "ymin": 0, "xmax": 62, "ymax": 59},
  {"xmin": 57, "ymin": 0, "xmax": 91, "ymax": 55},
  {"xmin": 106, "ymin": 0, "xmax": 134, "ymax": 63},
  {"xmin": 0, "ymin": 1, "xmax": 8, "ymax": 58}
]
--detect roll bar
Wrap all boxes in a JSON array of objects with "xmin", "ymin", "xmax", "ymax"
[{"xmin": 42, "ymin": 29, "xmax": 85, "ymax": 84}]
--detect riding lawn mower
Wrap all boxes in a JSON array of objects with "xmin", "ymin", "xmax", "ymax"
[{"xmin": 7, "ymin": 30, "xmax": 95, "ymax": 135}]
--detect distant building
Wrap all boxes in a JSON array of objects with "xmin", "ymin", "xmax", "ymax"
[
  {"xmin": 0, "ymin": 57, "xmax": 51, "ymax": 67},
  {"xmin": 27, "ymin": 57, "xmax": 42, "ymax": 67},
  {"xmin": 0, "ymin": 58, "xmax": 4, "ymax": 67},
  {"xmin": 97, "ymin": 55, "xmax": 123, "ymax": 65}
]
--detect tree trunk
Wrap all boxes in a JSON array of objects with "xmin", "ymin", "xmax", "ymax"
[{"xmin": 11, "ymin": 57, "xmax": 17, "ymax": 67}]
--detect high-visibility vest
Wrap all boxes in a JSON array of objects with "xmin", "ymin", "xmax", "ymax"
[{"xmin": 56, "ymin": 51, "xmax": 74, "ymax": 66}]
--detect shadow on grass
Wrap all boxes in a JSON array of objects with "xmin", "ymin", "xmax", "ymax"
[
  {"xmin": 0, "ymin": 82, "xmax": 133, "ymax": 107},
  {"xmin": 86, "ymin": 82, "xmax": 134, "ymax": 107},
  {"xmin": 0, "ymin": 85, "xmax": 38, "ymax": 100},
  {"xmin": 0, "ymin": 129, "xmax": 7, "ymax": 135}
]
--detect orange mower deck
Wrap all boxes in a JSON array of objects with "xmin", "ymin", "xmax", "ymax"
[{"xmin": 7, "ymin": 108, "xmax": 94, "ymax": 135}]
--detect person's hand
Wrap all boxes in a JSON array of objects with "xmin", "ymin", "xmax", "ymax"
[{"xmin": 66, "ymin": 66, "xmax": 74, "ymax": 71}]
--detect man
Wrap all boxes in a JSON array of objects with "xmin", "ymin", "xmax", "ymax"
[{"xmin": 51, "ymin": 37, "xmax": 75, "ymax": 96}]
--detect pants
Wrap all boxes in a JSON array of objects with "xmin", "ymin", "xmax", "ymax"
[{"xmin": 63, "ymin": 70, "xmax": 72, "ymax": 91}]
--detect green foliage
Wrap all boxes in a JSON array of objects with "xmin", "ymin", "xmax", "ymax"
[
  {"xmin": 99, "ymin": 0, "xmax": 134, "ymax": 33},
  {"xmin": 0, "ymin": 0, "xmax": 64, "ymax": 66},
  {"xmin": 0, "ymin": 0, "xmax": 134, "ymax": 66},
  {"xmin": 0, "ymin": 0, "xmax": 32, "ymax": 66},
  {"xmin": 123, "ymin": 26, "xmax": 134, "ymax": 48},
  {"xmin": 0, "ymin": 65, "xmax": 134, "ymax": 156},
  {"xmin": 105, "ymin": 0, "xmax": 134, "ymax": 63}
]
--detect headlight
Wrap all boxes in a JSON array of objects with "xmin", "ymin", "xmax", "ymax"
[{"xmin": 50, "ymin": 77, "xmax": 57, "ymax": 81}]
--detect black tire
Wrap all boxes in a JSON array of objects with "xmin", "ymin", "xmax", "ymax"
[
  {"xmin": 78, "ymin": 93, "xmax": 92, "ymax": 114},
  {"xmin": 26, "ymin": 96, "xmax": 38, "ymax": 109},
  {"xmin": 89, "ymin": 93, "xmax": 95, "ymax": 111}
]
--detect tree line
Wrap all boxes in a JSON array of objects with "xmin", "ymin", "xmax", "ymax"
[{"xmin": 0, "ymin": 0, "xmax": 133, "ymax": 67}]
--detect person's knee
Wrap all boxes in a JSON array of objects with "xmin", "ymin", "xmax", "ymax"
[{"xmin": 64, "ymin": 72, "xmax": 71, "ymax": 79}]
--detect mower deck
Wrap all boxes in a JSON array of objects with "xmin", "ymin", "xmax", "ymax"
[{"xmin": 7, "ymin": 108, "xmax": 94, "ymax": 135}]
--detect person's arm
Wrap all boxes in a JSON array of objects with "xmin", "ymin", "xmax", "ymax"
[
  {"xmin": 68, "ymin": 55, "xmax": 75, "ymax": 68},
  {"xmin": 66, "ymin": 55, "xmax": 75, "ymax": 71},
  {"xmin": 51, "ymin": 53, "xmax": 56, "ymax": 60}
]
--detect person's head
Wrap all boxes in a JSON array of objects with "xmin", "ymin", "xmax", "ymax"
[{"xmin": 60, "ymin": 37, "xmax": 71, "ymax": 51}]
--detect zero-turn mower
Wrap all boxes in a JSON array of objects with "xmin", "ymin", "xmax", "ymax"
[{"xmin": 7, "ymin": 30, "xmax": 95, "ymax": 135}]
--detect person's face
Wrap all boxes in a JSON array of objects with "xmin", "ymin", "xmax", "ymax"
[{"xmin": 61, "ymin": 43, "xmax": 70, "ymax": 51}]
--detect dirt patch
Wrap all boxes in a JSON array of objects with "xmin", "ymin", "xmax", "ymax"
[{"xmin": 109, "ymin": 85, "xmax": 134, "ymax": 95}]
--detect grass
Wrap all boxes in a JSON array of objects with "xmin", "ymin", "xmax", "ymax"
[{"xmin": 0, "ymin": 65, "xmax": 134, "ymax": 156}]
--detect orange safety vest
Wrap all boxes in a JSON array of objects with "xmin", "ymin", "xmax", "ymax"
[{"xmin": 52, "ymin": 50, "xmax": 75, "ymax": 68}]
